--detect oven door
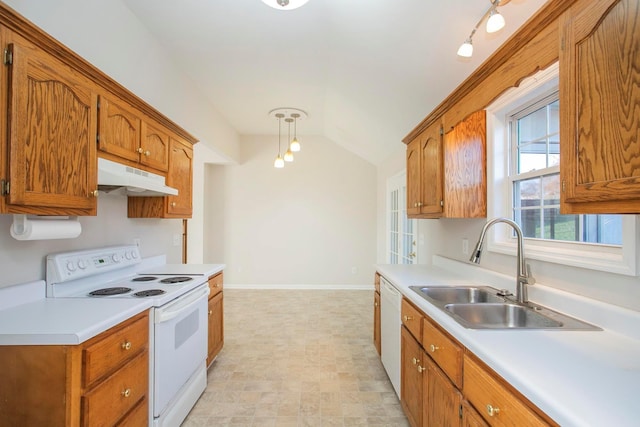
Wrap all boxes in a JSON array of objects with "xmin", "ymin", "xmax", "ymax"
[{"xmin": 153, "ymin": 284, "xmax": 209, "ymax": 418}]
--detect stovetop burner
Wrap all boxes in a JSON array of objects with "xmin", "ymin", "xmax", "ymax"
[
  {"xmin": 160, "ymin": 276, "xmax": 194, "ymax": 284},
  {"xmin": 132, "ymin": 276, "xmax": 158, "ymax": 282},
  {"xmin": 134, "ymin": 289, "xmax": 166, "ymax": 297},
  {"xmin": 89, "ymin": 287, "xmax": 132, "ymax": 296}
]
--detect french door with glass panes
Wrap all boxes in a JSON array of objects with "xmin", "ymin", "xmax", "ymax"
[{"xmin": 388, "ymin": 172, "xmax": 417, "ymax": 264}]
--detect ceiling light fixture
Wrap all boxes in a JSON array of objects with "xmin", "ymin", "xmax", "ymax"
[
  {"xmin": 261, "ymin": 0, "xmax": 310, "ymax": 11},
  {"xmin": 457, "ymin": 0, "xmax": 509, "ymax": 58},
  {"xmin": 269, "ymin": 108, "xmax": 307, "ymax": 169}
]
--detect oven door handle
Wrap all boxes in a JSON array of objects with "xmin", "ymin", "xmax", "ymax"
[{"xmin": 154, "ymin": 285, "xmax": 210, "ymax": 324}]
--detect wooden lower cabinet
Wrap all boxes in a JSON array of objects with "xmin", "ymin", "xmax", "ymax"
[
  {"xmin": 374, "ymin": 272, "xmax": 381, "ymax": 355},
  {"xmin": 398, "ymin": 297, "xmax": 557, "ymax": 427},
  {"xmin": 207, "ymin": 271, "xmax": 224, "ymax": 366},
  {"xmin": 0, "ymin": 310, "xmax": 149, "ymax": 427}
]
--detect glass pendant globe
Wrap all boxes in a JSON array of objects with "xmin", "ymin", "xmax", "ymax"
[
  {"xmin": 290, "ymin": 138, "xmax": 301, "ymax": 152},
  {"xmin": 284, "ymin": 149, "xmax": 294, "ymax": 162},
  {"xmin": 261, "ymin": 0, "xmax": 310, "ymax": 10},
  {"xmin": 274, "ymin": 155, "xmax": 285, "ymax": 168},
  {"xmin": 486, "ymin": 10, "xmax": 505, "ymax": 33},
  {"xmin": 457, "ymin": 40, "xmax": 473, "ymax": 58}
]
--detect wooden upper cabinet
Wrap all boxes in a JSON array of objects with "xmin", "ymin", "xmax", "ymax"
[
  {"xmin": 443, "ymin": 110, "xmax": 486, "ymax": 218},
  {"xmin": 127, "ymin": 136, "xmax": 194, "ymax": 219},
  {"xmin": 560, "ymin": 0, "xmax": 640, "ymax": 213},
  {"xmin": 3, "ymin": 37, "xmax": 98, "ymax": 215},
  {"xmin": 98, "ymin": 95, "xmax": 169, "ymax": 173},
  {"xmin": 407, "ymin": 122, "xmax": 443, "ymax": 218},
  {"xmin": 140, "ymin": 118, "xmax": 170, "ymax": 172}
]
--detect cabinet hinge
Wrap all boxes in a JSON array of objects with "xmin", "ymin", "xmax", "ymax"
[
  {"xmin": 439, "ymin": 126, "xmax": 444, "ymax": 136},
  {"xmin": 1, "ymin": 179, "xmax": 9, "ymax": 196},
  {"xmin": 459, "ymin": 404, "xmax": 463, "ymax": 419},
  {"xmin": 3, "ymin": 48, "xmax": 12, "ymax": 65},
  {"xmin": 440, "ymin": 200, "xmax": 444, "ymax": 207},
  {"xmin": 96, "ymin": 134, "xmax": 100, "ymax": 143},
  {"xmin": 562, "ymin": 180, "xmax": 566, "ymax": 192}
]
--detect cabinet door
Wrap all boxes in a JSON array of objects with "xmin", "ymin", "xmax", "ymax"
[
  {"xmin": 401, "ymin": 326, "xmax": 424, "ymax": 427},
  {"xmin": 407, "ymin": 137, "xmax": 421, "ymax": 216},
  {"xmin": 98, "ymin": 95, "xmax": 141, "ymax": 163},
  {"xmin": 166, "ymin": 137, "xmax": 193, "ymax": 217},
  {"xmin": 6, "ymin": 40, "xmax": 98, "ymax": 214},
  {"xmin": 373, "ymin": 291, "xmax": 381, "ymax": 356},
  {"xmin": 207, "ymin": 291, "xmax": 224, "ymax": 366},
  {"xmin": 560, "ymin": 0, "xmax": 640, "ymax": 213},
  {"xmin": 140, "ymin": 118, "xmax": 169, "ymax": 172},
  {"xmin": 426, "ymin": 359, "xmax": 462, "ymax": 427},
  {"xmin": 419, "ymin": 124, "xmax": 443, "ymax": 216},
  {"xmin": 443, "ymin": 110, "xmax": 486, "ymax": 218},
  {"xmin": 462, "ymin": 400, "xmax": 489, "ymax": 427}
]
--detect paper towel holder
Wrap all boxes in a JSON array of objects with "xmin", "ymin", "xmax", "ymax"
[{"xmin": 10, "ymin": 214, "xmax": 82, "ymax": 241}]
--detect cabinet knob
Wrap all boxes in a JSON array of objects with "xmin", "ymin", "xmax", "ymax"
[
  {"xmin": 208, "ymin": 310, "xmax": 213, "ymax": 316},
  {"xmin": 144, "ymin": 150, "xmax": 151, "ymax": 156},
  {"xmin": 429, "ymin": 344, "xmax": 439, "ymax": 353},
  {"xmin": 486, "ymin": 404, "xmax": 500, "ymax": 417},
  {"xmin": 121, "ymin": 341, "xmax": 132, "ymax": 350},
  {"xmin": 374, "ymin": 302, "xmax": 378, "ymax": 307},
  {"xmin": 137, "ymin": 147, "xmax": 144, "ymax": 154},
  {"xmin": 417, "ymin": 365, "xmax": 426, "ymax": 373},
  {"xmin": 170, "ymin": 202, "xmax": 177, "ymax": 207},
  {"xmin": 90, "ymin": 190, "xmax": 99, "ymax": 198},
  {"xmin": 417, "ymin": 202, "xmax": 423, "ymax": 207},
  {"xmin": 121, "ymin": 388, "xmax": 131, "ymax": 398},
  {"xmin": 403, "ymin": 315, "xmax": 413, "ymax": 322},
  {"xmin": 412, "ymin": 357, "xmax": 420, "ymax": 365}
]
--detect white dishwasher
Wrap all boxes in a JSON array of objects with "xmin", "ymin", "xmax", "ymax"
[{"xmin": 380, "ymin": 276, "xmax": 402, "ymax": 398}]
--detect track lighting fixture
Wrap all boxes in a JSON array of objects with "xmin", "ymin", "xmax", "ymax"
[{"xmin": 457, "ymin": 0, "xmax": 509, "ymax": 58}]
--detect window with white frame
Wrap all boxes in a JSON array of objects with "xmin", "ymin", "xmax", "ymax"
[
  {"xmin": 487, "ymin": 62, "xmax": 638, "ymax": 276},
  {"xmin": 387, "ymin": 171, "xmax": 417, "ymax": 264}
]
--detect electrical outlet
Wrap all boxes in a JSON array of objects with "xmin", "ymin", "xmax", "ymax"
[{"xmin": 462, "ymin": 238, "xmax": 469, "ymax": 255}]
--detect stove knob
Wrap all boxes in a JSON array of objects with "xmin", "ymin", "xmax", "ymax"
[
  {"xmin": 131, "ymin": 251, "xmax": 139, "ymax": 259},
  {"xmin": 111, "ymin": 253, "xmax": 120, "ymax": 263},
  {"xmin": 66, "ymin": 261, "xmax": 76, "ymax": 272},
  {"xmin": 125, "ymin": 251, "xmax": 132, "ymax": 260},
  {"xmin": 78, "ymin": 259, "xmax": 88, "ymax": 270}
]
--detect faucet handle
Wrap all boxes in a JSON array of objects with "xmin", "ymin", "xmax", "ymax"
[{"xmin": 525, "ymin": 263, "xmax": 536, "ymax": 285}]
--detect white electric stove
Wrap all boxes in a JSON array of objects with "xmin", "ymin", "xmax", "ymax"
[{"xmin": 45, "ymin": 245, "xmax": 216, "ymax": 427}]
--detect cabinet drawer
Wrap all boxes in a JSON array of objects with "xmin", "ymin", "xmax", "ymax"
[
  {"xmin": 115, "ymin": 396, "xmax": 148, "ymax": 427},
  {"xmin": 401, "ymin": 298, "xmax": 423, "ymax": 340},
  {"xmin": 82, "ymin": 350, "xmax": 148, "ymax": 427},
  {"xmin": 83, "ymin": 313, "xmax": 148, "ymax": 387},
  {"xmin": 422, "ymin": 316, "xmax": 462, "ymax": 388},
  {"xmin": 208, "ymin": 272, "xmax": 223, "ymax": 297},
  {"xmin": 463, "ymin": 354, "xmax": 552, "ymax": 427}
]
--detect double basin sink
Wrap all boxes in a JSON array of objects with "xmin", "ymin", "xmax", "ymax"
[{"xmin": 409, "ymin": 285, "xmax": 600, "ymax": 330}]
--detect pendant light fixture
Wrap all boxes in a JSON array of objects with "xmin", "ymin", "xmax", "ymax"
[
  {"xmin": 269, "ymin": 108, "xmax": 307, "ymax": 168},
  {"xmin": 457, "ymin": 0, "xmax": 509, "ymax": 58},
  {"xmin": 284, "ymin": 118, "xmax": 294, "ymax": 162},
  {"xmin": 290, "ymin": 113, "xmax": 301, "ymax": 152},
  {"xmin": 260, "ymin": 0, "xmax": 310, "ymax": 11},
  {"xmin": 274, "ymin": 113, "xmax": 285, "ymax": 168}
]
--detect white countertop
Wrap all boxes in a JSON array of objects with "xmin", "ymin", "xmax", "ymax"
[
  {"xmin": 376, "ymin": 257, "xmax": 640, "ymax": 427},
  {"xmin": 0, "ymin": 281, "xmax": 152, "ymax": 345},
  {"xmin": 138, "ymin": 263, "xmax": 225, "ymax": 277}
]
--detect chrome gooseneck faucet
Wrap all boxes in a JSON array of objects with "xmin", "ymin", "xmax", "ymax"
[{"xmin": 469, "ymin": 218, "xmax": 535, "ymax": 304}]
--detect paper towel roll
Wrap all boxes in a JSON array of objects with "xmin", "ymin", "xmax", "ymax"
[{"xmin": 10, "ymin": 215, "xmax": 82, "ymax": 241}]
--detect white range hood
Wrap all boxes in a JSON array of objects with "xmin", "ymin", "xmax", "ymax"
[{"xmin": 97, "ymin": 158, "xmax": 178, "ymax": 197}]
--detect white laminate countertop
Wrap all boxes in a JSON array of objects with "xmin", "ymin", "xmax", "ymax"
[
  {"xmin": 376, "ymin": 257, "xmax": 640, "ymax": 427},
  {"xmin": 0, "ymin": 281, "xmax": 152, "ymax": 345},
  {"xmin": 138, "ymin": 263, "xmax": 225, "ymax": 277}
]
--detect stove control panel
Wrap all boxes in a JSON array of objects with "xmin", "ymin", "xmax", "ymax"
[{"xmin": 46, "ymin": 245, "xmax": 141, "ymax": 284}]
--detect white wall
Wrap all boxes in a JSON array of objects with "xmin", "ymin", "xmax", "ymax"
[
  {"xmin": 0, "ymin": 0, "xmax": 239, "ymax": 288},
  {"xmin": 214, "ymin": 135, "xmax": 377, "ymax": 286}
]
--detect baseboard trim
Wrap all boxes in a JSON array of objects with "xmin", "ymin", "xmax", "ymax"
[{"xmin": 224, "ymin": 284, "xmax": 373, "ymax": 290}]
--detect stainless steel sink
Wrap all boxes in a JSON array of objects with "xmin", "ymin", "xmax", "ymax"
[
  {"xmin": 410, "ymin": 286, "xmax": 506, "ymax": 305},
  {"xmin": 443, "ymin": 302, "xmax": 600, "ymax": 330},
  {"xmin": 409, "ymin": 285, "xmax": 600, "ymax": 330}
]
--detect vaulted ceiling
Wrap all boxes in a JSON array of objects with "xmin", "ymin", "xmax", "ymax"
[{"xmin": 122, "ymin": 0, "xmax": 547, "ymax": 165}]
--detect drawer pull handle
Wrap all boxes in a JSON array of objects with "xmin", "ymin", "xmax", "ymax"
[
  {"xmin": 121, "ymin": 388, "xmax": 131, "ymax": 398},
  {"xmin": 403, "ymin": 315, "xmax": 413, "ymax": 322},
  {"xmin": 486, "ymin": 404, "xmax": 500, "ymax": 417},
  {"xmin": 429, "ymin": 344, "xmax": 439, "ymax": 353},
  {"xmin": 121, "ymin": 341, "xmax": 132, "ymax": 350},
  {"xmin": 208, "ymin": 310, "xmax": 213, "ymax": 316},
  {"xmin": 412, "ymin": 357, "xmax": 420, "ymax": 365},
  {"xmin": 417, "ymin": 365, "xmax": 426, "ymax": 373}
]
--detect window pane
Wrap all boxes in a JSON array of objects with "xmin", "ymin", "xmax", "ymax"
[
  {"xmin": 542, "ymin": 174, "xmax": 560, "ymax": 206},
  {"xmin": 520, "ymin": 208, "xmax": 541, "ymax": 238},
  {"xmin": 515, "ymin": 178, "xmax": 541, "ymax": 208},
  {"xmin": 544, "ymin": 208, "xmax": 578, "ymax": 241},
  {"xmin": 518, "ymin": 140, "xmax": 548, "ymax": 173},
  {"xmin": 518, "ymin": 106, "xmax": 547, "ymax": 143}
]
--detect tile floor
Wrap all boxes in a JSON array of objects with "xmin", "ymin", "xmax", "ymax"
[{"xmin": 182, "ymin": 289, "xmax": 409, "ymax": 426}]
